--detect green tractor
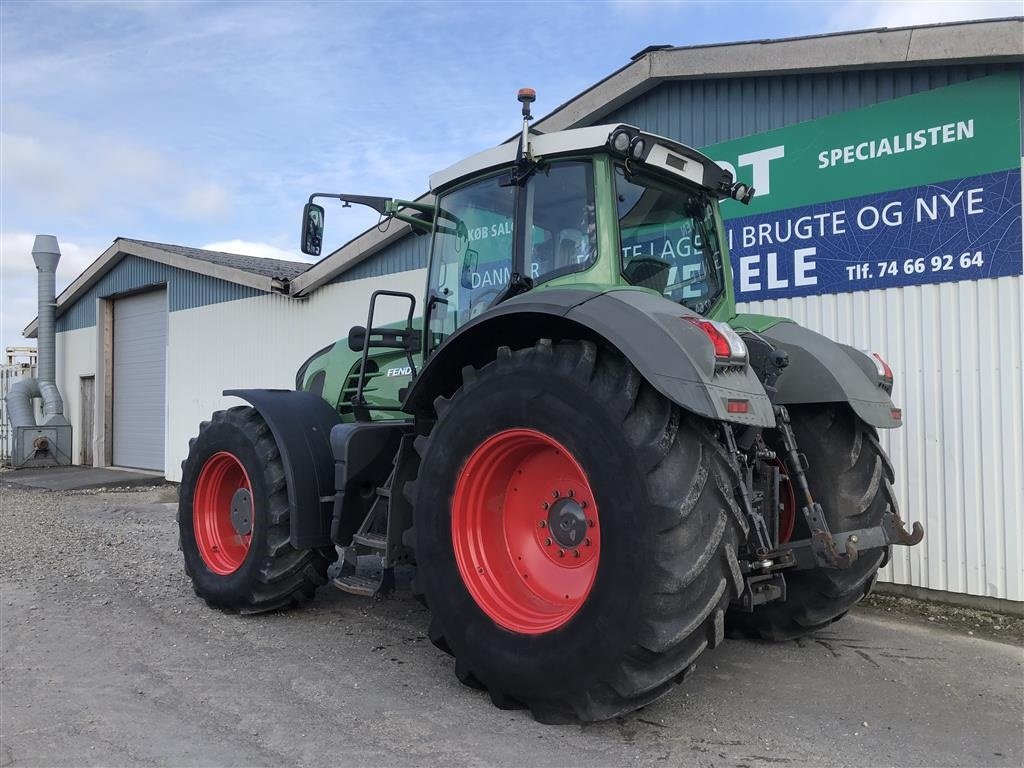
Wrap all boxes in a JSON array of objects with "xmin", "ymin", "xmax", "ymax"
[{"xmin": 178, "ymin": 89, "xmax": 923, "ymax": 722}]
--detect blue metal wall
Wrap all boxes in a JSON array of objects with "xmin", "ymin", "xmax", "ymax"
[
  {"xmin": 330, "ymin": 231, "xmax": 430, "ymax": 284},
  {"xmin": 56, "ymin": 255, "xmax": 263, "ymax": 333},
  {"xmin": 602, "ymin": 63, "xmax": 1021, "ymax": 147}
]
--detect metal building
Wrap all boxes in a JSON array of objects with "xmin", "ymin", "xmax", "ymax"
[{"xmin": 24, "ymin": 19, "xmax": 1023, "ymax": 607}]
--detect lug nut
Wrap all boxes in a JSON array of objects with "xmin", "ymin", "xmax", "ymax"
[
  {"xmin": 552, "ymin": 490, "xmax": 559, "ymax": 498},
  {"xmin": 573, "ymin": 549, "xmax": 580, "ymax": 558},
  {"xmin": 581, "ymin": 501, "xmax": 588, "ymax": 509},
  {"xmin": 538, "ymin": 520, "xmax": 547, "ymax": 528},
  {"xmin": 544, "ymin": 538, "xmax": 552, "ymax": 546},
  {"xmin": 584, "ymin": 538, "xmax": 591, "ymax": 547},
  {"xmin": 558, "ymin": 549, "xmax": 565, "ymax": 557},
  {"xmin": 568, "ymin": 489, "xmax": 574, "ymax": 498},
  {"xmin": 587, "ymin": 519, "xmax": 595, "ymax": 527},
  {"xmin": 541, "ymin": 502, "xmax": 549, "ymax": 510}
]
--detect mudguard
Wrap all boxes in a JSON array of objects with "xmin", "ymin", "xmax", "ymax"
[
  {"xmin": 758, "ymin": 322, "xmax": 902, "ymax": 429},
  {"xmin": 224, "ymin": 389, "xmax": 341, "ymax": 548},
  {"xmin": 405, "ymin": 288, "xmax": 776, "ymax": 427}
]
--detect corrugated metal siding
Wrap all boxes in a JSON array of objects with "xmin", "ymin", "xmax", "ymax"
[
  {"xmin": 738, "ymin": 275, "xmax": 1024, "ymax": 602},
  {"xmin": 331, "ymin": 231, "xmax": 430, "ymax": 284},
  {"xmin": 602, "ymin": 64, "xmax": 1020, "ymax": 145},
  {"xmin": 56, "ymin": 255, "xmax": 263, "ymax": 333}
]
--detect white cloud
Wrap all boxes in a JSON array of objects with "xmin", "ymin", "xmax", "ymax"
[
  {"xmin": 828, "ymin": 0, "xmax": 1019, "ymax": 30},
  {"xmin": 0, "ymin": 107, "xmax": 232, "ymax": 223},
  {"xmin": 201, "ymin": 239, "xmax": 312, "ymax": 263}
]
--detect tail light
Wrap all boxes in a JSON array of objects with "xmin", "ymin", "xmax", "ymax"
[
  {"xmin": 683, "ymin": 317, "xmax": 748, "ymax": 365},
  {"xmin": 860, "ymin": 349, "xmax": 893, "ymax": 384}
]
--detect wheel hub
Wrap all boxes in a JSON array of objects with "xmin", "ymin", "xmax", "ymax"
[
  {"xmin": 548, "ymin": 497, "xmax": 587, "ymax": 548},
  {"xmin": 451, "ymin": 428, "xmax": 602, "ymax": 635},
  {"xmin": 230, "ymin": 488, "xmax": 253, "ymax": 535},
  {"xmin": 193, "ymin": 451, "xmax": 254, "ymax": 575}
]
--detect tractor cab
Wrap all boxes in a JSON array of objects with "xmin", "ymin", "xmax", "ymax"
[{"xmin": 298, "ymin": 90, "xmax": 756, "ymax": 418}]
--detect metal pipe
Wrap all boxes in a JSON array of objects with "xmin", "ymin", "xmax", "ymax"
[
  {"xmin": 4, "ymin": 378, "xmax": 40, "ymax": 429},
  {"xmin": 31, "ymin": 235, "xmax": 65, "ymax": 421}
]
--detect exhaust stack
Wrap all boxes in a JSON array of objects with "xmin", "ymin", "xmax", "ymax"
[{"xmin": 3, "ymin": 235, "xmax": 72, "ymax": 467}]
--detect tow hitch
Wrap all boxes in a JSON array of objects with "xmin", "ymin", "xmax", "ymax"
[{"xmin": 774, "ymin": 405, "xmax": 924, "ymax": 571}]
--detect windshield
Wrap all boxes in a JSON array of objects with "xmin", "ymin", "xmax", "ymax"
[{"xmin": 615, "ymin": 165, "xmax": 725, "ymax": 315}]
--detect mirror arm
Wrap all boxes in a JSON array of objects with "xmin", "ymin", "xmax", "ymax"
[
  {"xmin": 390, "ymin": 212, "xmax": 433, "ymax": 233},
  {"xmin": 388, "ymin": 199, "xmax": 434, "ymax": 215},
  {"xmin": 308, "ymin": 193, "xmax": 392, "ymax": 215}
]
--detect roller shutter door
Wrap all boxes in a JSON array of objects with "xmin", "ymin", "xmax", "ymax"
[{"xmin": 113, "ymin": 289, "xmax": 167, "ymax": 470}]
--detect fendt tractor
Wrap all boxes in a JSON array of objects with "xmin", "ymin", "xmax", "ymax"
[{"xmin": 179, "ymin": 90, "xmax": 923, "ymax": 722}]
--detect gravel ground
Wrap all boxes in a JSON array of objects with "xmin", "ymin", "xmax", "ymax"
[{"xmin": 1, "ymin": 483, "xmax": 1022, "ymax": 768}]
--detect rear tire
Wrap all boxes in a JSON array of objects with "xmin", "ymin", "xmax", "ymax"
[
  {"xmin": 178, "ymin": 406, "xmax": 336, "ymax": 613},
  {"xmin": 728, "ymin": 405, "xmax": 892, "ymax": 640},
  {"xmin": 407, "ymin": 340, "xmax": 747, "ymax": 722}
]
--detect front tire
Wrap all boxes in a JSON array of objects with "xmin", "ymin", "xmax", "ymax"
[
  {"xmin": 178, "ymin": 406, "xmax": 335, "ymax": 613},
  {"xmin": 408, "ymin": 340, "xmax": 747, "ymax": 722},
  {"xmin": 729, "ymin": 405, "xmax": 893, "ymax": 640}
]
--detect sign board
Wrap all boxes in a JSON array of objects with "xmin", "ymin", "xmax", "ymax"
[{"xmin": 702, "ymin": 72, "xmax": 1023, "ymax": 302}]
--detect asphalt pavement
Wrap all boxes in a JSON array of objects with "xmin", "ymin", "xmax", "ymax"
[{"xmin": 1, "ymin": 483, "xmax": 1021, "ymax": 768}]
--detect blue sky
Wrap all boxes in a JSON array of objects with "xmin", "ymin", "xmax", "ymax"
[{"xmin": 0, "ymin": 0, "xmax": 1016, "ymax": 350}]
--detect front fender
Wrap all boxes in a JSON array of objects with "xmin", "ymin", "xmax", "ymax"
[
  {"xmin": 759, "ymin": 322, "xmax": 902, "ymax": 429},
  {"xmin": 406, "ymin": 288, "xmax": 775, "ymax": 427},
  {"xmin": 224, "ymin": 388, "xmax": 341, "ymax": 548}
]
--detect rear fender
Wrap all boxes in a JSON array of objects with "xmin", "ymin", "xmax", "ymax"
[
  {"xmin": 224, "ymin": 389, "xmax": 341, "ymax": 548},
  {"xmin": 405, "ymin": 288, "xmax": 775, "ymax": 427},
  {"xmin": 758, "ymin": 322, "xmax": 902, "ymax": 429}
]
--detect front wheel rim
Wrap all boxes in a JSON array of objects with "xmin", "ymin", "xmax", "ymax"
[
  {"xmin": 451, "ymin": 428, "xmax": 601, "ymax": 635},
  {"xmin": 193, "ymin": 451, "xmax": 254, "ymax": 575}
]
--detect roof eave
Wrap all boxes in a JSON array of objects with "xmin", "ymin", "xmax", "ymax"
[
  {"xmin": 532, "ymin": 18, "xmax": 1024, "ymax": 133},
  {"xmin": 22, "ymin": 238, "xmax": 279, "ymax": 339}
]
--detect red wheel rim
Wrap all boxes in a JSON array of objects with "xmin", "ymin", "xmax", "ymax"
[
  {"xmin": 193, "ymin": 451, "xmax": 254, "ymax": 575},
  {"xmin": 451, "ymin": 428, "xmax": 601, "ymax": 635},
  {"xmin": 775, "ymin": 458, "xmax": 796, "ymax": 544}
]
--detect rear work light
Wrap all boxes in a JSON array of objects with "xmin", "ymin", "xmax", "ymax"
[{"xmin": 683, "ymin": 317, "xmax": 748, "ymax": 365}]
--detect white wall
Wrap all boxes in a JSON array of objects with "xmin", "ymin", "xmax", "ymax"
[
  {"xmin": 54, "ymin": 325, "xmax": 97, "ymax": 465},
  {"xmin": 738, "ymin": 274, "xmax": 1023, "ymax": 603},
  {"xmin": 164, "ymin": 269, "xmax": 427, "ymax": 483}
]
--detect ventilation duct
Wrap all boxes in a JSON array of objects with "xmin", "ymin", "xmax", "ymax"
[{"xmin": 4, "ymin": 235, "xmax": 72, "ymax": 467}]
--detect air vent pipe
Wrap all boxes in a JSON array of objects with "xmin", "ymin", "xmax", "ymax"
[{"xmin": 32, "ymin": 235, "xmax": 66, "ymax": 422}]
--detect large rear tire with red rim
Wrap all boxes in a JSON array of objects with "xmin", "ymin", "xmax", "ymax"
[
  {"xmin": 178, "ymin": 406, "xmax": 335, "ymax": 613},
  {"xmin": 406, "ymin": 339, "xmax": 747, "ymax": 722}
]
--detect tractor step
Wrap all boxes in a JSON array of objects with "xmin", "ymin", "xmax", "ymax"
[
  {"xmin": 352, "ymin": 532, "xmax": 387, "ymax": 549},
  {"xmin": 332, "ymin": 572, "xmax": 383, "ymax": 596},
  {"xmin": 331, "ymin": 562, "xmax": 395, "ymax": 597}
]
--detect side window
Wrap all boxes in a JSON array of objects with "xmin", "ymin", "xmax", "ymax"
[
  {"xmin": 427, "ymin": 176, "xmax": 515, "ymax": 349},
  {"xmin": 526, "ymin": 162, "xmax": 596, "ymax": 284}
]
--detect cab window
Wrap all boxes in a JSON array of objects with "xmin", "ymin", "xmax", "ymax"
[
  {"xmin": 616, "ymin": 165, "xmax": 725, "ymax": 315},
  {"xmin": 427, "ymin": 175, "xmax": 514, "ymax": 350},
  {"xmin": 526, "ymin": 161, "xmax": 596, "ymax": 284}
]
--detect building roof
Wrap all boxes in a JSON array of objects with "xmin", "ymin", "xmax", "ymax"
[
  {"xmin": 122, "ymin": 239, "xmax": 310, "ymax": 281},
  {"xmin": 23, "ymin": 238, "xmax": 309, "ymax": 338},
  {"xmin": 289, "ymin": 17, "xmax": 1024, "ymax": 296}
]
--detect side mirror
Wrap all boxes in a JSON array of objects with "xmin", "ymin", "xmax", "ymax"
[{"xmin": 301, "ymin": 202, "xmax": 325, "ymax": 257}]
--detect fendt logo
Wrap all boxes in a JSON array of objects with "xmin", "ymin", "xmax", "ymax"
[{"xmin": 386, "ymin": 366, "xmax": 413, "ymax": 377}]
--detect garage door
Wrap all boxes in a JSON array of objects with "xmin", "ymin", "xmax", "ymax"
[{"xmin": 113, "ymin": 289, "xmax": 167, "ymax": 470}]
